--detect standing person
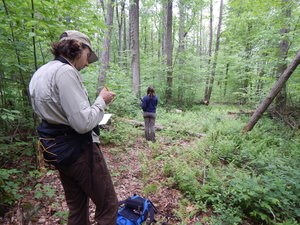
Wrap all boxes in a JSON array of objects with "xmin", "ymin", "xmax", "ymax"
[
  {"xmin": 29, "ymin": 30, "xmax": 118, "ymax": 225},
  {"xmin": 141, "ymin": 86, "xmax": 158, "ymax": 142}
]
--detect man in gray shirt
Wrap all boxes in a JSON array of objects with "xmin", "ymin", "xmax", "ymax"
[{"xmin": 29, "ymin": 30, "xmax": 118, "ymax": 225}]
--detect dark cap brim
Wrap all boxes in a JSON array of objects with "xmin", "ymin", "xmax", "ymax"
[{"xmin": 89, "ymin": 50, "xmax": 98, "ymax": 64}]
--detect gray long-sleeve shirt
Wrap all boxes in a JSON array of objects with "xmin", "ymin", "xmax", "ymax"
[{"xmin": 29, "ymin": 60, "xmax": 105, "ymax": 142}]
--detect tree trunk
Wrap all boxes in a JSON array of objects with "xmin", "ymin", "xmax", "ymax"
[
  {"xmin": 121, "ymin": 1, "xmax": 127, "ymax": 68},
  {"xmin": 129, "ymin": 0, "xmax": 141, "ymax": 97},
  {"xmin": 97, "ymin": 0, "xmax": 115, "ymax": 93},
  {"xmin": 164, "ymin": 0, "xmax": 173, "ymax": 104},
  {"xmin": 143, "ymin": 23, "xmax": 147, "ymax": 54},
  {"xmin": 205, "ymin": 0, "xmax": 223, "ymax": 103},
  {"xmin": 255, "ymin": 67, "xmax": 265, "ymax": 97},
  {"xmin": 116, "ymin": 1, "xmax": 123, "ymax": 66},
  {"xmin": 197, "ymin": 9, "xmax": 203, "ymax": 56},
  {"xmin": 240, "ymin": 24, "xmax": 252, "ymax": 105},
  {"xmin": 177, "ymin": 0, "xmax": 186, "ymax": 104},
  {"xmin": 203, "ymin": 0, "xmax": 213, "ymax": 103},
  {"xmin": 243, "ymin": 50, "xmax": 300, "ymax": 132},
  {"xmin": 31, "ymin": 0, "xmax": 37, "ymax": 71},
  {"xmin": 275, "ymin": 0, "xmax": 291, "ymax": 113},
  {"xmin": 223, "ymin": 63, "xmax": 229, "ymax": 97},
  {"xmin": 160, "ymin": 4, "xmax": 165, "ymax": 61}
]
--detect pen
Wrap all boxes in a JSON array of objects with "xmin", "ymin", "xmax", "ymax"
[{"xmin": 104, "ymin": 85, "xmax": 116, "ymax": 103}]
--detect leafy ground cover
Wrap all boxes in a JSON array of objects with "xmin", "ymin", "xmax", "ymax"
[{"xmin": 0, "ymin": 105, "xmax": 299, "ymax": 225}]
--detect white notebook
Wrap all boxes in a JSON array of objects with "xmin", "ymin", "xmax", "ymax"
[{"xmin": 99, "ymin": 114, "xmax": 112, "ymax": 125}]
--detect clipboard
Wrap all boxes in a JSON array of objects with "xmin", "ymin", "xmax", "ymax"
[{"xmin": 99, "ymin": 114, "xmax": 112, "ymax": 125}]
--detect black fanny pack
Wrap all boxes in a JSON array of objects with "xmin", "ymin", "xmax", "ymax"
[{"xmin": 37, "ymin": 120, "xmax": 91, "ymax": 166}]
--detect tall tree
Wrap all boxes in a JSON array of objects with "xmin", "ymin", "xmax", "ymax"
[
  {"xmin": 203, "ymin": 0, "xmax": 213, "ymax": 103},
  {"xmin": 122, "ymin": 1, "xmax": 128, "ymax": 68},
  {"xmin": 164, "ymin": 0, "xmax": 173, "ymax": 104},
  {"xmin": 204, "ymin": 0, "xmax": 223, "ymax": 104},
  {"xmin": 31, "ymin": 0, "xmax": 37, "ymax": 71},
  {"xmin": 197, "ymin": 8, "xmax": 203, "ymax": 56},
  {"xmin": 176, "ymin": 0, "xmax": 186, "ymax": 103},
  {"xmin": 115, "ymin": 0, "xmax": 127, "ymax": 67},
  {"xmin": 98, "ymin": 0, "xmax": 115, "ymax": 93},
  {"xmin": 116, "ymin": 1, "xmax": 123, "ymax": 66},
  {"xmin": 240, "ymin": 23, "xmax": 253, "ymax": 105},
  {"xmin": 275, "ymin": 0, "xmax": 291, "ymax": 113},
  {"xmin": 160, "ymin": 2, "xmax": 165, "ymax": 60},
  {"xmin": 129, "ymin": 0, "xmax": 141, "ymax": 97}
]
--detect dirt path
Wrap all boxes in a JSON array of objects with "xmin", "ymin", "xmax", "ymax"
[{"xmin": 1, "ymin": 136, "xmax": 184, "ymax": 225}]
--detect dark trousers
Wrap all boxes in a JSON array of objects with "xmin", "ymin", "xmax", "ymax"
[
  {"xmin": 57, "ymin": 143, "xmax": 118, "ymax": 225},
  {"xmin": 143, "ymin": 112, "xmax": 156, "ymax": 142}
]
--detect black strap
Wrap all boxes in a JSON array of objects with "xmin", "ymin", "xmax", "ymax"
[
  {"xmin": 92, "ymin": 125, "xmax": 100, "ymax": 135},
  {"xmin": 119, "ymin": 198, "xmax": 143, "ymax": 210},
  {"xmin": 55, "ymin": 56, "xmax": 71, "ymax": 65},
  {"xmin": 148, "ymin": 207, "xmax": 156, "ymax": 224}
]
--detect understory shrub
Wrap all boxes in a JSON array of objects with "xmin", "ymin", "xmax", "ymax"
[
  {"xmin": 0, "ymin": 169, "xmax": 22, "ymax": 216},
  {"xmin": 159, "ymin": 107, "xmax": 300, "ymax": 224}
]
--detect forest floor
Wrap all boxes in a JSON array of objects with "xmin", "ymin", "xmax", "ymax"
[{"xmin": 1, "ymin": 134, "xmax": 201, "ymax": 225}]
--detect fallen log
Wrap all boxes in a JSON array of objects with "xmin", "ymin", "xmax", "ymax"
[
  {"xmin": 227, "ymin": 110, "xmax": 256, "ymax": 116},
  {"xmin": 121, "ymin": 118, "xmax": 164, "ymax": 131},
  {"xmin": 121, "ymin": 118, "xmax": 206, "ymax": 138}
]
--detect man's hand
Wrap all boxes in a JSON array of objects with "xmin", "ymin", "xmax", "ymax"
[{"xmin": 99, "ymin": 86, "xmax": 116, "ymax": 105}]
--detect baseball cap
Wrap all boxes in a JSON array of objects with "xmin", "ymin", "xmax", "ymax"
[{"xmin": 60, "ymin": 30, "xmax": 98, "ymax": 64}]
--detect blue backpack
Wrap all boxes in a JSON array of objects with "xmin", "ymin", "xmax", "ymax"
[{"xmin": 117, "ymin": 195, "xmax": 157, "ymax": 225}]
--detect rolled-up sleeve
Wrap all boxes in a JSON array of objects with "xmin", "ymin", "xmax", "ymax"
[{"xmin": 56, "ymin": 68, "xmax": 105, "ymax": 134}]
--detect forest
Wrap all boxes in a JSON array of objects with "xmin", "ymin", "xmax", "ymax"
[{"xmin": 0, "ymin": 0, "xmax": 300, "ymax": 224}]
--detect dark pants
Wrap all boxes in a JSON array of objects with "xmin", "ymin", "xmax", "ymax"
[
  {"xmin": 143, "ymin": 112, "xmax": 156, "ymax": 142},
  {"xmin": 57, "ymin": 143, "xmax": 118, "ymax": 225}
]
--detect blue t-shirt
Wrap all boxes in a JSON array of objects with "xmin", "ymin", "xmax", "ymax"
[{"xmin": 141, "ymin": 95, "xmax": 158, "ymax": 113}]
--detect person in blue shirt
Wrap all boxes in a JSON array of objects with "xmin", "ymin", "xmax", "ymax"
[{"xmin": 140, "ymin": 86, "xmax": 158, "ymax": 142}]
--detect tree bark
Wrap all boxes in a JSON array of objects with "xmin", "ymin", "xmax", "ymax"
[
  {"xmin": 116, "ymin": 1, "xmax": 122, "ymax": 66},
  {"xmin": 223, "ymin": 63, "xmax": 229, "ymax": 97},
  {"xmin": 203, "ymin": 0, "xmax": 213, "ymax": 103},
  {"xmin": 159, "ymin": 4, "xmax": 164, "ymax": 60},
  {"xmin": 129, "ymin": 0, "xmax": 141, "ymax": 97},
  {"xmin": 275, "ymin": 0, "xmax": 291, "ymax": 113},
  {"xmin": 177, "ymin": 0, "xmax": 186, "ymax": 104},
  {"xmin": 205, "ymin": 0, "xmax": 223, "ymax": 103},
  {"xmin": 197, "ymin": 9, "xmax": 203, "ymax": 56},
  {"xmin": 97, "ymin": 0, "xmax": 115, "ymax": 93},
  {"xmin": 31, "ymin": 0, "xmax": 37, "ymax": 71},
  {"xmin": 164, "ymin": 0, "xmax": 173, "ymax": 104},
  {"xmin": 122, "ymin": 1, "xmax": 127, "ymax": 68},
  {"xmin": 243, "ymin": 50, "xmax": 300, "ymax": 132}
]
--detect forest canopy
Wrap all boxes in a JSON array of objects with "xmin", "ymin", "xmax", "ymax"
[{"xmin": 0, "ymin": 0, "xmax": 299, "ymax": 112}]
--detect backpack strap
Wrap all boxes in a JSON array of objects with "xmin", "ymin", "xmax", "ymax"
[
  {"xmin": 120, "ymin": 198, "xmax": 144, "ymax": 210},
  {"xmin": 147, "ymin": 205, "xmax": 155, "ymax": 224},
  {"xmin": 147, "ymin": 200, "xmax": 158, "ymax": 224}
]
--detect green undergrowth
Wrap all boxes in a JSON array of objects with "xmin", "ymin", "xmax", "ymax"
[
  {"xmin": 1, "ymin": 104, "xmax": 299, "ymax": 225},
  {"xmin": 145, "ymin": 105, "xmax": 300, "ymax": 224},
  {"xmin": 0, "ymin": 118, "xmax": 37, "ymax": 216}
]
